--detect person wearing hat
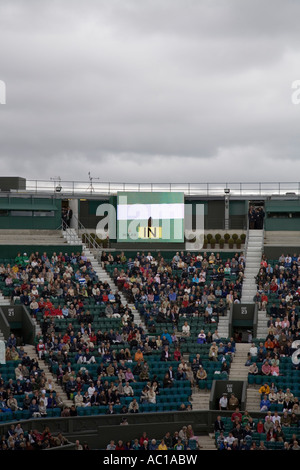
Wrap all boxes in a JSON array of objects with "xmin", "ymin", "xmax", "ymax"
[{"xmin": 219, "ymin": 393, "xmax": 228, "ymax": 411}]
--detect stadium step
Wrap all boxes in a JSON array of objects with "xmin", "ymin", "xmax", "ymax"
[
  {"xmin": 0, "ymin": 292, "xmax": 11, "ymax": 306},
  {"xmin": 197, "ymin": 434, "xmax": 217, "ymax": 450},
  {"xmin": 256, "ymin": 310, "xmax": 269, "ymax": 337},
  {"xmin": 217, "ymin": 314, "xmax": 230, "ymax": 337},
  {"xmin": 190, "ymin": 389, "xmax": 210, "ymax": 411},
  {"xmin": 246, "ymin": 387, "xmax": 261, "ymax": 411},
  {"xmin": 241, "ymin": 228, "xmax": 264, "ymax": 303},
  {"xmin": 62, "ymin": 228, "xmax": 82, "ymax": 245},
  {"xmin": 23, "ymin": 344, "xmax": 73, "ymax": 409},
  {"xmin": 228, "ymin": 343, "xmax": 250, "ymax": 381},
  {"xmin": 79, "ymin": 246, "xmax": 149, "ymax": 333}
]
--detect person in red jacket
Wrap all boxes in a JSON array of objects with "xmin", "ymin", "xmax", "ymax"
[
  {"xmin": 231, "ymin": 407, "xmax": 242, "ymax": 424},
  {"xmin": 115, "ymin": 440, "xmax": 125, "ymax": 450},
  {"xmin": 260, "ymin": 293, "xmax": 268, "ymax": 311},
  {"xmin": 257, "ymin": 419, "xmax": 264, "ymax": 433},
  {"xmin": 139, "ymin": 431, "xmax": 149, "ymax": 447}
]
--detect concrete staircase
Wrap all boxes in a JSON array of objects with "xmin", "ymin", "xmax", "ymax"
[
  {"xmin": 93, "ymin": 261, "xmax": 147, "ymax": 332},
  {"xmin": 62, "ymin": 227, "xmax": 82, "ymax": 245},
  {"xmin": 0, "ymin": 292, "xmax": 10, "ymax": 306},
  {"xmin": 241, "ymin": 229, "xmax": 264, "ymax": 303},
  {"xmin": 256, "ymin": 309, "xmax": 269, "ymax": 339},
  {"xmin": 23, "ymin": 344, "xmax": 73, "ymax": 409},
  {"xmin": 62, "ymin": 227, "xmax": 147, "ymax": 332},
  {"xmin": 228, "ymin": 342, "xmax": 262, "ymax": 411},
  {"xmin": 217, "ymin": 311, "xmax": 230, "ymax": 339},
  {"xmin": 198, "ymin": 434, "xmax": 217, "ymax": 450},
  {"xmin": 245, "ymin": 386, "xmax": 261, "ymax": 411},
  {"xmin": 190, "ymin": 388, "xmax": 210, "ymax": 411},
  {"xmin": 0, "ymin": 329, "xmax": 5, "ymax": 342},
  {"xmin": 228, "ymin": 343, "xmax": 251, "ymax": 381}
]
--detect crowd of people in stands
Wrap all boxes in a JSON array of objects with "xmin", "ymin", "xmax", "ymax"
[
  {"xmin": 0, "ymin": 249, "xmax": 245, "ymax": 418},
  {"xmin": 105, "ymin": 425, "xmax": 200, "ymax": 450},
  {"xmin": 212, "ymin": 250, "xmax": 300, "ymax": 449},
  {"xmin": 214, "ymin": 407, "xmax": 300, "ymax": 450},
  {"xmin": 253, "ymin": 252, "xmax": 300, "ymax": 361},
  {"xmin": 1, "ymin": 332, "xmax": 67, "ymax": 417},
  {"xmin": 3, "ymin": 246, "xmax": 300, "ymax": 450},
  {"xmin": 101, "ymin": 250, "xmax": 246, "ymax": 325},
  {"xmin": 0, "ymin": 424, "xmax": 69, "ymax": 450}
]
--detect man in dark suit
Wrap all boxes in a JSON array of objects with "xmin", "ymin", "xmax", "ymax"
[
  {"xmin": 66, "ymin": 207, "xmax": 73, "ymax": 227},
  {"xmin": 214, "ymin": 415, "xmax": 225, "ymax": 433},
  {"xmin": 160, "ymin": 345, "xmax": 171, "ymax": 362}
]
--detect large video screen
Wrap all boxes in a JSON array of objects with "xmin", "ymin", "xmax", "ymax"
[{"xmin": 117, "ymin": 192, "xmax": 184, "ymax": 242}]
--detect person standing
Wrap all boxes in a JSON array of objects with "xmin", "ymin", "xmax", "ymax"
[
  {"xmin": 66, "ymin": 207, "xmax": 73, "ymax": 227},
  {"xmin": 219, "ymin": 393, "xmax": 228, "ymax": 411}
]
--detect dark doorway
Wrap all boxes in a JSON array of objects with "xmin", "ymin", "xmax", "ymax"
[
  {"xmin": 10, "ymin": 328, "xmax": 24, "ymax": 346},
  {"xmin": 248, "ymin": 201, "xmax": 265, "ymax": 230},
  {"xmin": 233, "ymin": 327, "xmax": 253, "ymax": 344}
]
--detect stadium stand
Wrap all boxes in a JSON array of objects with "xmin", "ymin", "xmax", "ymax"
[{"xmin": 1, "ymin": 185, "xmax": 300, "ymax": 451}]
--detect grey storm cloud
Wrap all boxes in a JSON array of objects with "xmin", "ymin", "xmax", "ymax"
[{"xmin": 1, "ymin": 0, "xmax": 300, "ymax": 184}]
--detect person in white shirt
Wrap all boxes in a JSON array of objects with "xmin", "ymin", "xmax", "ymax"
[
  {"xmin": 212, "ymin": 330, "xmax": 220, "ymax": 342},
  {"xmin": 182, "ymin": 321, "xmax": 190, "ymax": 336},
  {"xmin": 219, "ymin": 393, "xmax": 228, "ymax": 410},
  {"xmin": 146, "ymin": 252, "xmax": 153, "ymax": 262},
  {"xmin": 269, "ymin": 390, "xmax": 278, "ymax": 404},
  {"xmin": 87, "ymin": 383, "xmax": 96, "ymax": 398},
  {"xmin": 123, "ymin": 382, "xmax": 134, "ymax": 397},
  {"xmin": 147, "ymin": 387, "xmax": 156, "ymax": 404},
  {"xmin": 249, "ymin": 343, "xmax": 258, "ymax": 357},
  {"xmin": 271, "ymin": 411, "xmax": 281, "ymax": 425},
  {"xmin": 224, "ymin": 433, "xmax": 235, "ymax": 446}
]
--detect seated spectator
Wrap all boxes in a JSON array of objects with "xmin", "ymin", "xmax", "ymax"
[
  {"xmin": 196, "ymin": 365, "xmax": 207, "ymax": 383},
  {"xmin": 259, "ymin": 383, "xmax": 270, "ymax": 398},
  {"xmin": 214, "ymin": 415, "xmax": 225, "ymax": 433},
  {"xmin": 231, "ymin": 407, "xmax": 242, "ymax": 424},
  {"xmin": 281, "ymin": 410, "xmax": 292, "ymax": 427},
  {"xmin": 268, "ymin": 389, "xmax": 278, "ymax": 404},
  {"xmin": 261, "ymin": 360, "xmax": 271, "ymax": 376},
  {"xmin": 260, "ymin": 394, "xmax": 271, "ymax": 412},
  {"xmin": 181, "ymin": 321, "xmax": 190, "ymax": 337},
  {"xmin": 128, "ymin": 398, "xmax": 139, "ymax": 413},
  {"xmin": 224, "ymin": 342, "xmax": 235, "ymax": 357},
  {"xmin": 197, "ymin": 330, "xmax": 206, "ymax": 344},
  {"xmin": 209, "ymin": 343, "xmax": 218, "ymax": 361},
  {"xmin": 248, "ymin": 362, "xmax": 259, "ymax": 375}
]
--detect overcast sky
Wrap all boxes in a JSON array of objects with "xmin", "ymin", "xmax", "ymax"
[{"xmin": 1, "ymin": 0, "xmax": 300, "ymax": 186}]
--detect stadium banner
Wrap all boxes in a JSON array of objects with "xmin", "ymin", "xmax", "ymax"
[{"xmin": 117, "ymin": 192, "xmax": 185, "ymax": 243}]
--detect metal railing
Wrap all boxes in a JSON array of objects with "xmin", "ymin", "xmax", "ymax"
[
  {"xmin": 72, "ymin": 215, "xmax": 104, "ymax": 252},
  {"xmin": 5, "ymin": 180, "xmax": 300, "ymax": 196},
  {"xmin": 59, "ymin": 217, "xmax": 105, "ymax": 252},
  {"xmin": 60, "ymin": 220, "xmax": 81, "ymax": 245}
]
